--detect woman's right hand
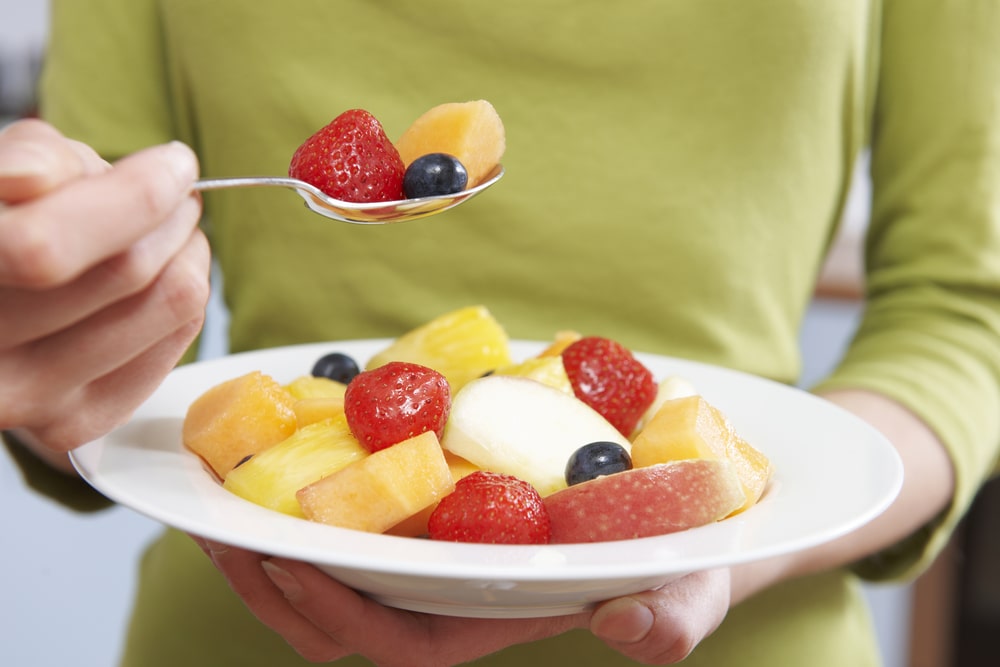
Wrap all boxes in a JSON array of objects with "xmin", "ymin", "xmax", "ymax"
[{"xmin": 0, "ymin": 119, "xmax": 210, "ymax": 470}]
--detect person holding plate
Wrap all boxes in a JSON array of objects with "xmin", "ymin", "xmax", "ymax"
[{"xmin": 3, "ymin": 1, "xmax": 1000, "ymax": 666}]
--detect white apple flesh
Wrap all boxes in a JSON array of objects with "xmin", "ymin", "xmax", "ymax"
[{"xmin": 441, "ymin": 375, "xmax": 630, "ymax": 497}]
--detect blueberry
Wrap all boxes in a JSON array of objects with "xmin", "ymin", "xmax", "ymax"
[
  {"xmin": 403, "ymin": 153, "xmax": 468, "ymax": 198},
  {"xmin": 310, "ymin": 352, "xmax": 360, "ymax": 384},
  {"xmin": 565, "ymin": 441, "xmax": 633, "ymax": 486}
]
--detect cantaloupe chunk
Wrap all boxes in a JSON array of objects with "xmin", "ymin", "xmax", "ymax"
[
  {"xmin": 385, "ymin": 451, "xmax": 480, "ymax": 537},
  {"xmin": 395, "ymin": 100, "xmax": 505, "ymax": 187},
  {"xmin": 630, "ymin": 395, "xmax": 772, "ymax": 515},
  {"xmin": 182, "ymin": 371, "xmax": 298, "ymax": 479},
  {"xmin": 297, "ymin": 431, "xmax": 455, "ymax": 533}
]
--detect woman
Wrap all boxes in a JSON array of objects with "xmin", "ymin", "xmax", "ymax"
[{"xmin": 4, "ymin": 1, "xmax": 999, "ymax": 664}]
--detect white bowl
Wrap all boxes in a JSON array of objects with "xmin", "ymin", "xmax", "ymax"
[{"xmin": 70, "ymin": 340, "xmax": 902, "ymax": 618}]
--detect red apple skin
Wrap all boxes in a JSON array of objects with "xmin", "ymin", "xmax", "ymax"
[{"xmin": 544, "ymin": 459, "xmax": 745, "ymax": 544}]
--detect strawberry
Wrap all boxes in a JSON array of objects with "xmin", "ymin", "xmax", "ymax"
[
  {"xmin": 427, "ymin": 471, "xmax": 551, "ymax": 544},
  {"xmin": 561, "ymin": 336, "xmax": 656, "ymax": 437},
  {"xmin": 288, "ymin": 109, "xmax": 406, "ymax": 203},
  {"xmin": 344, "ymin": 361, "xmax": 450, "ymax": 452}
]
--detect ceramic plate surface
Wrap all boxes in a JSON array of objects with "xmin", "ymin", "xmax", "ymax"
[{"xmin": 70, "ymin": 340, "xmax": 902, "ymax": 618}]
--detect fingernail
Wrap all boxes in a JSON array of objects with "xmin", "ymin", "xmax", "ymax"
[
  {"xmin": 0, "ymin": 141, "xmax": 57, "ymax": 178},
  {"xmin": 591, "ymin": 598, "xmax": 655, "ymax": 644},
  {"xmin": 262, "ymin": 560, "xmax": 302, "ymax": 599}
]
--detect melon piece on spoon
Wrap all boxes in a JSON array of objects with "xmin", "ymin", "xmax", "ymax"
[{"xmin": 395, "ymin": 100, "xmax": 505, "ymax": 187}]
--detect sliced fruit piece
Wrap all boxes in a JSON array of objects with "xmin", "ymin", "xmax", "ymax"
[
  {"xmin": 288, "ymin": 108, "xmax": 405, "ymax": 203},
  {"xmin": 428, "ymin": 471, "xmax": 551, "ymax": 544},
  {"xmin": 537, "ymin": 330, "xmax": 582, "ymax": 357},
  {"xmin": 561, "ymin": 336, "xmax": 657, "ymax": 437},
  {"xmin": 492, "ymin": 355, "xmax": 573, "ymax": 394},
  {"xmin": 297, "ymin": 431, "xmax": 455, "ymax": 534},
  {"xmin": 386, "ymin": 451, "xmax": 480, "ymax": 537},
  {"xmin": 441, "ymin": 375, "xmax": 630, "ymax": 497},
  {"xmin": 630, "ymin": 375, "xmax": 698, "ymax": 438},
  {"xmin": 285, "ymin": 375, "xmax": 348, "ymax": 400},
  {"xmin": 544, "ymin": 458, "xmax": 745, "ymax": 543},
  {"xmin": 344, "ymin": 361, "xmax": 451, "ymax": 453},
  {"xmin": 395, "ymin": 100, "xmax": 505, "ymax": 187},
  {"xmin": 365, "ymin": 305, "xmax": 511, "ymax": 390},
  {"xmin": 223, "ymin": 415, "xmax": 368, "ymax": 518},
  {"xmin": 293, "ymin": 396, "xmax": 346, "ymax": 428},
  {"xmin": 182, "ymin": 371, "xmax": 298, "ymax": 479},
  {"xmin": 630, "ymin": 395, "xmax": 772, "ymax": 515}
]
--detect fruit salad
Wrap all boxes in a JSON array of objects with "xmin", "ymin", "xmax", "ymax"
[
  {"xmin": 288, "ymin": 101, "xmax": 505, "ymax": 203},
  {"xmin": 183, "ymin": 306, "xmax": 773, "ymax": 545}
]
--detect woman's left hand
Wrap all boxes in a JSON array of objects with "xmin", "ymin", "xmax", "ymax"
[{"xmin": 190, "ymin": 537, "xmax": 731, "ymax": 666}]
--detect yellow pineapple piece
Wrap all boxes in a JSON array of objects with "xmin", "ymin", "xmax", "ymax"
[
  {"xmin": 293, "ymin": 396, "xmax": 346, "ymax": 428},
  {"xmin": 385, "ymin": 451, "xmax": 480, "ymax": 537},
  {"xmin": 365, "ymin": 305, "xmax": 511, "ymax": 390},
  {"xmin": 183, "ymin": 371, "xmax": 297, "ymax": 479},
  {"xmin": 297, "ymin": 431, "xmax": 455, "ymax": 533},
  {"xmin": 492, "ymin": 356, "xmax": 573, "ymax": 394},
  {"xmin": 630, "ymin": 395, "xmax": 772, "ymax": 515},
  {"xmin": 537, "ymin": 330, "xmax": 582, "ymax": 357},
  {"xmin": 395, "ymin": 100, "xmax": 505, "ymax": 187},
  {"xmin": 285, "ymin": 375, "xmax": 348, "ymax": 400},
  {"xmin": 223, "ymin": 415, "xmax": 367, "ymax": 517}
]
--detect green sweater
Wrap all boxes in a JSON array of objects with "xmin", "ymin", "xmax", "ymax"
[{"xmin": 33, "ymin": 0, "xmax": 1000, "ymax": 665}]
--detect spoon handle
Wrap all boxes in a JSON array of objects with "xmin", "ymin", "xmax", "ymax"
[{"xmin": 192, "ymin": 176, "xmax": 303, "ymax": 192}]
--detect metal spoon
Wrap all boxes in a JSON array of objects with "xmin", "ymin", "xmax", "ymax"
[{"xmin": 193, "ymin": 164, "xmax": 504, "ymax": 225}]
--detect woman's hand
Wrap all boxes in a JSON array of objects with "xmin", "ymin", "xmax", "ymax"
[
  {"xmin": 0, "ymin": 119, "xmax": 210, "ymax": 468},
  {"xmin": 191, "ymin": 537, "xmax": 731, "ymax": 666}
]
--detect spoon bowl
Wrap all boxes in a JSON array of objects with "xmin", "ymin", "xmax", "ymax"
[{"xmin": 193, "ymin": 164, "xmax": 504, "ymax": 224}]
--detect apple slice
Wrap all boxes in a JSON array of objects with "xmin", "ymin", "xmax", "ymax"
[
  {"xmin": 544, "ymin": 459, "xmax": 745, "ymax": 543},
  {"xmin": 441, "ymin": 375, "xmax": 630, "ymax": 497}
]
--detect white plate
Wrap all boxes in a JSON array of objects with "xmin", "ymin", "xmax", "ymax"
[{"xmin": 70, "ymin": 340, "xmax": 903, "ymax": 618}]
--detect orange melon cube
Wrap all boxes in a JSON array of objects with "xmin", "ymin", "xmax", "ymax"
[
  {"xmin": 630, "ymin": 395, "xmax": 772, "ymax": 515},
  {"xmin": 395, "ymin": 100, "xmax": 505, "ymax": 187},
  {"xmin": 385, "ymin": 451, "xmax": 480, "ymax": 537},
  {"xmin": 297, "ymin": 431, "xmax": 456, "ymax": 533},
  {"xmin": 183, "ymin": 371, "xmax": 298, "ymax": 479}
]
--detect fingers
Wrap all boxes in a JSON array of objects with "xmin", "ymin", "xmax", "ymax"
[
  {"xmin": 0, "ymin": 119, "xmax": 110, "ymax": 203},
  {"xmin": 20, "ymin": 316, "xmax": 205, "ymax": 451},
  {"xmin": 262, "ymin": 556, "xmax": 584, "ymax": 667},
  {"xmin": 0, "ymin": 194, "xmax": 204, "ymax": 348},
  {"xmin": 0, "ymin": 139, "xmax": 199, "ymax": 287},
  {"xmin": 190, "ymin": 539, "xmax": 349, "ymax": 663},
  {"xmin": 2, "ymin": 229, "xmax": 211, "ymax": 447},
  {"xmin": 591, "ymin": 569, "xmax": 731, "ymax": 665}
]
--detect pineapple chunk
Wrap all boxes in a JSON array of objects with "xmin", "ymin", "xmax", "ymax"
[
  {"xmin": 365, "ymin": 305, "xmax": 511, "ymax": 390},
  {"xmin": 492, "ymin": 356, "xmax": 573, "ymax": 394},
  {"xmin": 537, "ymin": 330, "xmax": 582, "ymax": 357},
  {"xmin": 630, "ymin": 395, "xmax": 772, "ymax": 515},
  {"xmin": 183, "ymin": 371, "xmax": 297, "ymax": 479},
  {"xmin": 297, "ymin": 431, "xmax": 455, "ymax": 533},
  {"xmin": 293, "ymin": 396, "xmax": 346, "ymax": 428},
  {"xmin": 395, "ymin": 100, "xmax": 505, "ymax": 187},
  {"xmin": 285, "ymin": 375, "xmax": 348, "ymax": 400},
  {"xmin": 223, "ymin": 415, "xmax": 367, "ymax": 517}
]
